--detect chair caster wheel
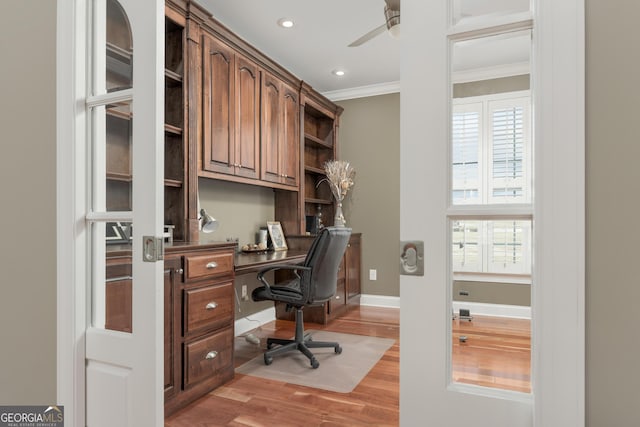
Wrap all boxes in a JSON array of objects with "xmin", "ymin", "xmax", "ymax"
[
  {"xmin": 310, "ymin": 358, "xmax": 319, "ymax": 369},
  {"xmin": 264, "ymin": 355, "xmax": 273, "ymax": 365},
  {"xmin": 335, "ymin": 345, "xmax": 342, "ymax": 354}
]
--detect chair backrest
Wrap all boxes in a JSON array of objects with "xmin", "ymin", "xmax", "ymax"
[{"xmin": 302, "ymin": 226, "xmax": 352, "ymax": 304}]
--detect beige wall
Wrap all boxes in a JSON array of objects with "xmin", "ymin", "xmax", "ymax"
[
  {"xmin": 453, "ymin": 281, "xmax": 531, "ymax": 306},
  {"xmin": 336, "ymin": 94, "xmax": 401, "ymax": 297},
  {"xmin": 585, "ymin": 1, "xmax": 640, "ymax": 424},
  {"xmin": 198, "ymin": 178, "xmax": 275, "ymax": 246},
  {"xmin": 0, "ymin": 1, "xmax": 57, "ymax": 403}
]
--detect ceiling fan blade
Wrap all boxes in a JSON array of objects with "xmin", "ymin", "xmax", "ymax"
[{"xmin": 348, "ymin": 23, "xmax": 387, "ymax": 47}]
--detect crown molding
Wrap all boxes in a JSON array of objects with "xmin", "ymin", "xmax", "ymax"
[{"xmin": 323, "ymin": 80, "xmax": 400, "ymax": 102}]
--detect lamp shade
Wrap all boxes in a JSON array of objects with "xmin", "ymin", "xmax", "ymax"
[{"xmin": 200, "ymin": 208, "xmax": 219, "ymax": 233}]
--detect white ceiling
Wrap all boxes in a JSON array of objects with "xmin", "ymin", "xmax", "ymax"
[
  {"xmin": 198, "ymin": 0, "xmax": 399, "ymax": 95},
  {"xmin": 197, "ymin": 0, "xmax": 530, "ymax": 98}
]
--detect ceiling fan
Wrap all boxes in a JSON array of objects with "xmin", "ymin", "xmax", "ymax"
[{"xmin": 348, "ymin": 0, "xmax": 400, "ymax": 47}]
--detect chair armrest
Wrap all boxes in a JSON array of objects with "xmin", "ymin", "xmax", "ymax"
[{"xmin": 257, "ymin": 264, "xmax": 311, "ymax": 289}]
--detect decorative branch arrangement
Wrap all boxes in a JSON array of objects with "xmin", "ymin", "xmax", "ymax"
[{"xmin": 317, "ymin": 160, "xmax": 356, "ymax": 226}]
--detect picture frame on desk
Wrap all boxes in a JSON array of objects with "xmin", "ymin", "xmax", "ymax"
[{"xmin": 267, "ymin": 221, "xmax": 287, "ymax": 251}]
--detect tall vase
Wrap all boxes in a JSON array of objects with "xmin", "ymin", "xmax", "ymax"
[{"xmin": 334, "ymin": 201, "xmax": 346, "ymax": 227}]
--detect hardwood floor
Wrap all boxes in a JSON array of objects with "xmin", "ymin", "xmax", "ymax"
[
  {"xmin": 165, "ymin": 306, "xmax": 400, "ymax": 427},
  {"xmin": 165, "ymin": 307, "xmax": 531, "ymax": 426},
  {"xmin": 453, "ymin": 315, "xmax": 531, "ymax": 393}
]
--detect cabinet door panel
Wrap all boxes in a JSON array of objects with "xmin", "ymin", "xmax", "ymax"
[
  {"xmin": 261, "ymin": 73, "xmax": 281, "ymax": 184},
  {"xmin": 281, "ymin": 85, "xmax": 299, "ymax": 187},
  {"xmin": 235, "ymin": 55, "xmax": 260, "ymax": 179},
  {"xmin": 202, "ymin": 35, "xmax": 235, "ymax": 175},
  {"xmin": 346, "ymin": 236, "xmax": 361, "ymax": 301}
]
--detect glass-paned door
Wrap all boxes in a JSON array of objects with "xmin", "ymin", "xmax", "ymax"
[{"xmin": 84, "ymin": 1, "xmax": 165, "ymax": 426}]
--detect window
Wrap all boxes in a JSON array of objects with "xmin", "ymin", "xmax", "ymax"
[
  {"xmin": 452, "ymin": 219, "xmax": 531, "ymax": 275},
  {"xmin": 451, "ymin": 91, "xmax": 532, "ymax": 277},
  {"xmin": 452, "ymin": 92, "xmax": 530, "ymax": 205}
]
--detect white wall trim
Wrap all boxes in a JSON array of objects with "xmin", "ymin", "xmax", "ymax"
[
  {"xmin": 452, "ymin": 301, "xmax": 531, "ymax": 319},
  {"xmin": 57, "ymin": 1, "xmax": 85, "ymax": 425},
  {"xmin": 234, "ymin": 307, "xmax": 276, "ymax": 337},
  {"xmin": 360, "ymin": 294, "xmax": 401, "ymax": 308},
  {"xmin": 452, "ymin": 61, "xmax": 530, "ymax": 84},
  {"xmin": 532, "ymin": 0, "xmax": 585, "ymax": 425},
  {"xmin": 323, "ymin": 80, "xmax": 400, "ymax": 102}
]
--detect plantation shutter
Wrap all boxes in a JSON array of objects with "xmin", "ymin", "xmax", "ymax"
[
  {"xmin": 451, "ymin": 103, "xmax": 482, "ymax": 204},
  {"xmin": 488, "ymin": 98, "xmax": 530, "ymax": 203}
]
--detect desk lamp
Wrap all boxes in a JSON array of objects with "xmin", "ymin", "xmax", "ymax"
[{"xmin": 200, "ymin": 208, "xmax": 219, "ymax": 233}]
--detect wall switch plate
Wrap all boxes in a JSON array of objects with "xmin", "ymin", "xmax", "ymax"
[
  {"xmin": 369, "ymin": 269, "xmax": 377, "ymax": 280},
  {"xmin": 241, "ymin": 284, "xmax": 248, "ymax": 301}
]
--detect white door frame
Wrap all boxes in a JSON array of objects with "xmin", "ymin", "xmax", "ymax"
[
  {"xmin": 399, "ymin": 0, "xmax": 584, "ymax": 425},
  {"xmin": 56, "ymin": 0, "xmax": 166, "ymax": 425}
]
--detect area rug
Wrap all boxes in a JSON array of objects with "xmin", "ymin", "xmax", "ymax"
[{"xmin": 234, "ymin": 330, "xmax": 395, "ymax": 393}]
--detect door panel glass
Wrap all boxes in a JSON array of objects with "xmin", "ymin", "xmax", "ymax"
[
  {"xmin": 106, "ymin": 0, "xmax": 132, "ymax": 92},
  {"xmin": 104, "ymin": 101, "xmax": 132, "ymax": 211},
  {"xmin": 451, "ymin": 219, "xmax": 531, "ymax": 393},
  {"xmin": 449, "ymin": 28, "xmax": 532, "ymax": 394},
  {"xmin": 452, "ymin": 0, "xmax": 530, "ymax": 26},
  {"xmin": 89, "ymin": 0, "xmax": 134, "ymax": 333}
]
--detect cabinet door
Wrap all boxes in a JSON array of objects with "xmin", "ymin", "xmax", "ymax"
[
  {"xmin": 164, "ymin": 261, "xmax": 178, "ymax": 400},
  {"xmin": 281, "ymin": 84, "xmax": 299, "ymax": 187},
  {"xmin": 202, "ymin": 34, "xmax": 235, "ymax": 175},
  {"xmin": 261, "ymin": 72, "xmax": 282, "ymax": 184},
  {"xmin": 234, "ymin": 55, "xmax": 261, "ymax": 179},
  {"xmin": 346, "ymin": 235, "xmax": 361, "ymax": 301}
]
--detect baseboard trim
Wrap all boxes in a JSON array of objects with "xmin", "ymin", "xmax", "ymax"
[
  {"xmin": 360, "ymin": 294, "xmax": 401, "ymax": 308},
  {"xmin": 452, "ymin": 301, "xmax": 531, "ymax": 319},
  {"xmin": 234, "ymin": 307, "xmax": 276, "ymax": 337}
]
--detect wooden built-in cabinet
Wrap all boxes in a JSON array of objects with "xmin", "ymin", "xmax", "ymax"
[
  {"xmin": 105, "ymin": 6, "xmax": 189, "ymax": 240},
  {"xmin": 164, "ymin": 11, "xmax": 189, "ymax": 242},
  {"xmin": 201, "ymin": 34, "xmax": 260, "ymax": 180},
  {"xmin": 104, "ymin": 0, "xmax": 356, "ymax": 414},
  {"xmin": 136, "ymin": 0, "xmax": 349, "ymax": 243},
  {"xmin": 261, "ymin": 72, "xmax": 299, "ymax": 188},
  {"xmin": 105, "ymin": 243, "xmax": 236, "ymax": 417}
]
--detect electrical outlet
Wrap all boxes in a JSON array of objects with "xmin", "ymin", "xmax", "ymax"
[
  {"xmin": 369, "ymin": 269, "xmax": 377, "ymax": 281},
  {"xmin": 241, "ymin": 284, "xmax": 248, "ymax": 301}
]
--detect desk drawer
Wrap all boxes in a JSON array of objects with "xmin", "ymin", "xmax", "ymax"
[
  {"xmin": 184, "ymin": 252, "xmax": 234, "ymax": 281},
  {"xmin": 184, "ymin": 327, "xmax": 233, "ymax": 387},
  {"xmin": 184, "ymin": 282, "xmax": 233, "ymax": 335}
]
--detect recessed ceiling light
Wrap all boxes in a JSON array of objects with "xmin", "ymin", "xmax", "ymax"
[
  {"xmin": 277, "ymin": 18, "xmax": 294, "ymax": 28},
  {"xmin": 332, "ymin": 69, "xmax": 346, "ymax": 77}
]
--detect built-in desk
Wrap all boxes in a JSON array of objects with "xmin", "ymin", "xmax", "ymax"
[{"xmin": 234, "ymin": 249, "xmax": 307, "ymax": 274}]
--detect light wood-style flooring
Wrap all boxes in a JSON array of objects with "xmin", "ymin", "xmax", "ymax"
[
  {"xmin": 453, "ymin": 315, "xmax": 531, "ymax": 393},
  {"xmin": 165, "ymin": 306, "xmax": 530, "ymax": 426}
]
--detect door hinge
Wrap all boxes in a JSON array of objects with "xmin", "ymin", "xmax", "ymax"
[{"xmin": 142, "ymin": 236, "xmax": 164, "ymax": 262}]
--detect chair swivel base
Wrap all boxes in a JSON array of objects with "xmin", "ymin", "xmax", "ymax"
[
  {"xmin": 262, "ymin": 307, "xmax": 342, "ymax": 369},
  {"xmin": 264, "ymin": 334, "xmax": 342, "ymax": 369}
]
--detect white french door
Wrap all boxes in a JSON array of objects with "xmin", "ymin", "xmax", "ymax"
[
  {"xmin": 60, "ymin": 0, "xmax": 165, "ymax": 425},
  {"xmin": 399, "ymin": 0, "xmax": 584, "ymax": 426}
]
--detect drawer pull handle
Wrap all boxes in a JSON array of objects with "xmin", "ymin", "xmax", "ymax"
[
  {"xmin": 206, "ymin": 261, "xmax": 218, "ymax": 269},
  {"xmin": 205, "ymin": 351, "xmax": 218, "ymax": 360},
  {"xmin": 205, "ymin": 302, "xmax": 218, "ymax": 310}
]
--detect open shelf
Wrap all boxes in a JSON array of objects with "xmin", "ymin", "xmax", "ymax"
[{"xmin": 304, "ymin": 133, "xmax": 333, "ymax": 149}]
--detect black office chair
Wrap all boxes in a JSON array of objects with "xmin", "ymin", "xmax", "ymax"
[{"xmin": 252, "ymin": 226, "xmax": 352, "ymax": 369}]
